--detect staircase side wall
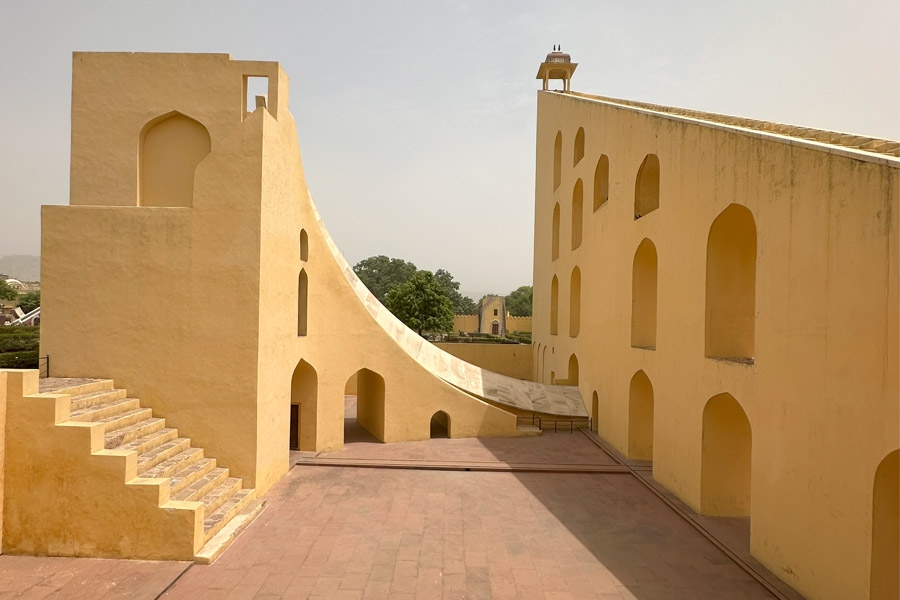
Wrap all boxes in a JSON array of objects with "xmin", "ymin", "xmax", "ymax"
[{"xmin": 0, "ymin": 370, "xmax": 198, "ymax": 560}]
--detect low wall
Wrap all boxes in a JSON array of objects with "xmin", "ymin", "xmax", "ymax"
[
  {"xmin": 434, "ymin": 343, "xmax": 533, "ymax": 381},
  {"xmin": 506, "ymin": 316, "xmax": 532, "ymax": 332},
  {"xmin": 453, "ymin": 315, "xmax": 478, "ymax": 334}
]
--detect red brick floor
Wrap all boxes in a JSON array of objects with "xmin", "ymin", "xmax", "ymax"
[
  {"xmin": 0, "ymin": 555, "xmax": 188, "ymax": 599},
  {"xmin": 1, "ymin": 400, "xmax": 796, "ymax": 599}
]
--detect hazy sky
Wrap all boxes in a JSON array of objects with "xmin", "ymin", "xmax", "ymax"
[{"xmin": 1, "ymin": 1, "xmax": 898, "ymax": 298}]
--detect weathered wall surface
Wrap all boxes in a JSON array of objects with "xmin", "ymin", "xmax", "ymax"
[
  {"xmin": 452, "ymin": 315, "xmax": 478, "ymax": 333},
  {"xmin": 533, "ymin": 90, "xmax": 899, "ymax": 600},
  {"xmin": 506, "ymin": 316, "xmax": 532, "ymax": 332},
  {"xmin": 435, "ymin": 343, "xmax": 533, "ymax": 381}
]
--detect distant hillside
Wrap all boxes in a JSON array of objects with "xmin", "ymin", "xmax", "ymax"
[{"xmin": 0, "ymin": 255, "xmax": 40, "ymax": 282}]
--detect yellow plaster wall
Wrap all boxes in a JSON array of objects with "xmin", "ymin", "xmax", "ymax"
[
  {"xmin": 1, "ymin": 370, "xmax": 199, "ymax": 560},
  {"xmin": 532, "ymin": 91, "xmax": 899, "ymax": 600},
  {"xmin": 453, "ymin": 315, "xmax": 478, "ymax": 333},
  {"xmin": 479, "ymin": 296, "xmax": 504, "ymax": 334},
  {"xmin": 506, "ymin": 316, "xmax": 532, "ymax": 332},
  {"xmin": 0, "ymin": 371, "xmax": 6, "ymax": 552},
  {"xmin": 435, "ymin": 343, "xmax": 533, "ymax": 381}
]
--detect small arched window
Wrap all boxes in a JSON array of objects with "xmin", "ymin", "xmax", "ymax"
[
  {"xmin": 573, "ymin": 127, "xmax": 585, "ymax": 166},
  {"xmin": 593, "ymin": 155, "xmax": 609, "ymax": 211},
  {"xmin": 569, "ymin": 266, "xmax": 581, "ymax": 337},
  {"xmin": 551, "ymin": 203, "xmax": 560, "ymax": 261},
  {"xmin": 299, "ymin": 229, "xmax": 309, "ymax": 262},
  {"xmin": 634, "ymin": 154, "xmax": 660, "ymax": 219},
  {"xmin": 298, "ymin": 269, "xmax": 308, "ymax": 336},
  {"xmin": 553, "ymin": 131, "xmax": 562, "ymax": 191},
  {"xmin": 550, "ymin": 275, "xmax": 559, "ymax": 336},
  {"xmin": 571, "ymin": 180, "xmax": 583, "ymax": 251}
]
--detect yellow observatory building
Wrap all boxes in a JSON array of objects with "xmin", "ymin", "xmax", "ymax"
[{"xmin": 532, "ymin": 49, "xmax": 898, "ymax": 600}]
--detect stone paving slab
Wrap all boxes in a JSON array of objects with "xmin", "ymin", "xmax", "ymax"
[
  {"xmin": 0, "ymin": 555, "xmax": 188, "ymax": 599},
  {"xmin": 162, "ymin": 464, "xmax": 777, "ymax": 600}
]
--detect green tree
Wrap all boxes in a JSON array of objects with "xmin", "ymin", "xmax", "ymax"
[
  {"xmin": 0, "ymin": 280, "xmax": 16, "ymax": 302},
  {"xmin": 385, "ymin": 271, "xmax": 455, "ymax": 337},
  {"xmin": 352, "ymin": 255, "xmax": 418, "ymax": 303},
  {"xmin": 434, "ymin": 269, "xmax": 477, "ymax": 315},
  {"xmin": 17, "ymin": 291, "xmax": 40, "ymax": 314},
  {"xmin": 505, "ymin": 286, "xmax": 533, "ymax": 317}
]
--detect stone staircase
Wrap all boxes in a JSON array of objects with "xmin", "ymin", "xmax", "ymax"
[{"xmin": 33, "ymin": 377, "xmax": 264, "ymax": 563}]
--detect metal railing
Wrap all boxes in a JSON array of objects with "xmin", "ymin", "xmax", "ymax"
[
  {"xmin": 0, "ymin": 355, "xmax": 49, "ymax": 377},
  {"xmin": 517, "ymin": 413, "xmax": 591, "ymax": 433}
]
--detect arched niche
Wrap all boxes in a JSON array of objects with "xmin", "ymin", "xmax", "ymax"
[
  {"xmin": 870, "ymin": 449, "xmax": 899, "ymax": 599},
  {"xmin": 300, "ymin": 229, "xmax": 309, "ymax": 262},
  {"xmin": 551, "ymin": 203, "xmax": 561, "ymax": 261},
  {"xmin": 701, "ymin": 393, "xmax": 752, "ymax": 516},
  {"xmin": 573, "ymin": 127, "xmax": 585, "ymax": 166},
  {"xmin": 567, "ymin": 353, "xmax": 579, "ymax": 386},
  {"xmin": 591, "ymin": 391, "xmax": 599, "ymax": 432},
  {"xmin": 346, "ymin": 368, "xmax": 386, "ymax": 442},
  {"xmin": 569, "ymin": 266, "xmax": 581, "ymax": 337},
  {"xmin": 631, "ymin": 239, "xmax": 658, "ymax": 349},
  {"xmin": 430, "ymin": 410, "xmax": 451, "ymax": 438},
  {"xmin": 705, "ymin": 204, "xmax": 757, "ymax": 362},
  {"xmin": 571, "ymin": 179, "xmax": 584, "ymax": 251},
  {"xmin": 550, "ymin": 275, "xmax": 559, "ymax": 336},
  {"xmin": 634, "ymin": 154, "xmax": 660, "ymax": 219},
  {"xmin": 553, "ymin": 131, "xmax": 562, "ymax": 191},
  {"xmin": 628, "ymin": 370, "xmax": 654, "ymax": 460},
  {"xmin": 593, "ymin": 155, "xmax": 609, "ymax": 211},
  {"xmin": 298, "ymin": 269, "xmax": 308, "ymax": 336},
  {"xmin": 290, "ymin": 360, "xmax": 317, "ymax": 451},
  {"xmin": 140, "ymin": 111, "xmax": 211, "ymax": 208}
]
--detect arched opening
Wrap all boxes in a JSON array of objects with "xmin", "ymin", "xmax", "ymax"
[
  {"xmin": 541, "ymin": 346, "xmax": 547, "ymax": 383},
  {"xmin": 634, "ymin": 154, "xmax": 660, "ymax": 219},
  {"xmin": 593, "ymin": 155, "xmax": 609, "ymax": 211},
  {"xmin": 491, "ymin": 320, "xmax": 500, "ymax": 336},
  {"xmin": 701, "ymin": 393, "xmax": 752, "ymax": 516},
  {"xmin": 569, "ymin": 266, "xmax": 581, "ymax": 337},
  {"xmin": 870, "ymin": 449, "xmax": 899, "ymax": 599},
  {"xmin": 430, "ymin": 411, "xmax": 451, "ymax": 438},
  {"xmin": 705, "ymin": 204, "xmax": 757, "ymax": 362},
  {"xmin": 297, "ymin": 269, "xmax": 308, "ymax": 336},
  {"xmin": 553, "ymin": 131, "xmax": 562, "ymax": 191},
  {"xmin": 573, "ymin": 127, "xmax": 585, "ymax": 166},
  {"xmin": 299, "ymin": 229, "xmax": 309, "ymax": 262},
  {"xmin": 551, "ymin": 203, "xmax": 560, "ymax": 261},
  {"xmin": 345, "ymin": 368, "xmax": 386, "ymax": 443},
  {"xmin": 550, "ymin": 275, "xmax": 559, "ymax": 335},
  {"xmin": 631, "ymin": 239, "xmax": 657, "ymax": 349},
  {"xmin": 290, "ymin": 360, "xmax": 317, "ymax": 451},
  {"xmin": 140, "ymin": 112, "xmax": 211, "ymax": 208},
  {"xmin": 628, "ymin": 370, "xmax": 654, "ymax": 460},
  {"xmin": 571, "ymin": 179, "xmax": 584, "ymax": 250},
  {"xmin": 591, "ymin": 391, "xmax": 599, "ymax": 432},
  {"xmin": 566, "ymin": 354, "xmax": 579, "ymax": 386}
]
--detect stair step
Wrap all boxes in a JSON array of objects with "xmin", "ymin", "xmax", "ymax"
[
  {"xmin": 201, "ymin": 478, "xmax": 243, "ymax": 517},
  {"xmin": 141, "ymin": 447, "xmax": 205, "ymax": 480},
  {"xmin": 105, "ymin": 417, "xmax": 166, "ymax": 449},
  {"xmin": 137, "ymin": 438, "xmax": 190, "ymax": 474},
  {"xmin": 70, "ymin": 388, "xmax": 127, "ymax": 411},
  {"xmin": 203, "ymin": 488, "xmax": 256, "ymax": 540},
  {"xmin": 195, "ymin": 497, "xmax": 264, "ymax": 565},
  {"xmin": 96, "ymin": 407, "xmax": 153, "ymax": 434},
  {"xmin": 70, "ymin": 398, "xmax": 141, "ymax": 422},
  {"xmin": 50, "ymin": 379, "xmax": 115, "ymax": 397},
  {"xmin": 172, "ymin": 467, "xmax": 230, "ymax": 503},
  {"xmin": 117, "ymin": 427, "xmax": 178, "ymax": 455},
  {"xmin": 169, "ymin": 458, "xmax": 217, "ymax": 496}
]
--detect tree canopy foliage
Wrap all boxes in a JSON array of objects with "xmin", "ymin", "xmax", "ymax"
[
  {"xmin": 17, "ymin": 291, "xmax": 40, "ymax": 314},
  {"xmin": 0, "ymin": 280, "xmax": 17, "ymax": 302},
  {"xmin": 385, "ymin": 271, "xmax": 455, "ymax": 337},
  {"xmin": 505, "ymin": 285, "xmax": 533, "ymax": 317},
  {"xmin": 434, "ymin": 269, "xmax": 477, "ymax": 315},
  {"xmin": 353, "ymin": 255, "xmax": 477, "ymax": 316},
  {"xmin": 352, "ymin": 255, "xmax": 418, "ymax": 304}
]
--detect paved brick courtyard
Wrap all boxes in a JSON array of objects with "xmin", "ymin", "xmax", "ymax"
[{"xmin": 0, "ymin": 406, "xmax": 800, "ymax": 599}]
